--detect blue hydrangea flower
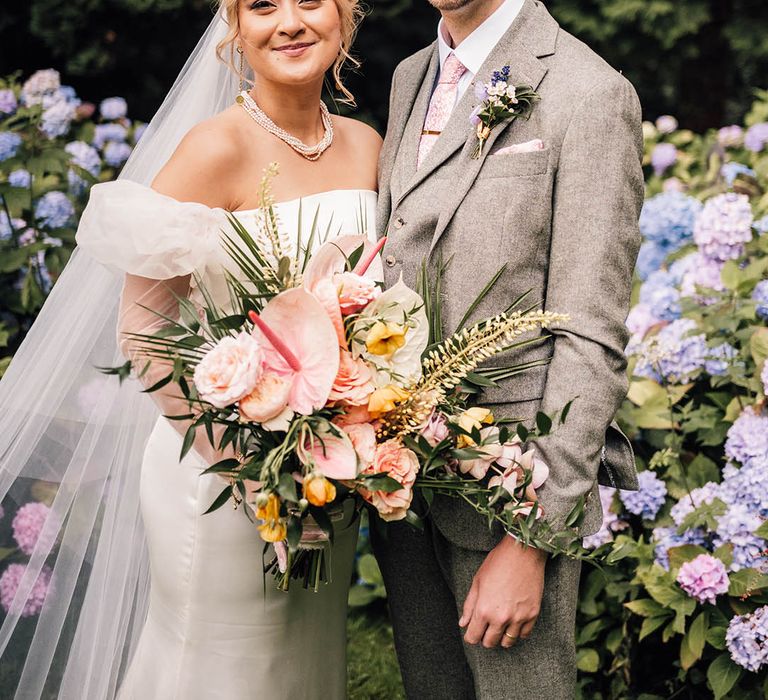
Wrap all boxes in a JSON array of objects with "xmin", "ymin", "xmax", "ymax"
[
  {"xmin": 652, "ymin": 525, "xmax": 708, "ymax": 570},
  {"xmin": 40, "ymin": 99, "xmax": 76, "ymax": 139},
  {"xmin": 727, "ymin": 606, "xmax": 768, "ymax": 672},
  {"xmin": 679, "ymin": 253, "xmax": 724, "ymax": 301},
  {"xmin": 639, "ymin": 269, "xmax": 681, "ymax": 321},
  {"xmin": 714, "ymin": 503, "xmax": 767, "ymax": 571},
  {"xmin": 64, "ymin": 141, "xmax": 101, "ymax": 195},
  {"xmin": 103, "ymin": 141, "xmax": 132, "ymax": 168},
  {"xmin": 633, "ymin": 318, "xmax": 708, "ymax": 384},
  {"xmin": 745, "ymin": 123, "xmax": 768, "ymax": 153},
  {"xmin": 754, "ymin": 216, "xmax": 768, "ymax": 235},
  {"xmin": 34, "ymin": 191, "xmax": 74, "ymax": 229},
  {"xmin": 670, "ymin": 482, "xmax": 722, "ymax": 526},
  {"xmin": 763, "ymin": 360, "xmax": 768, "ymax": 398},
  {"xmin": 721, "ymin": 162, "xmax": 756, "ymax": 186},
  {"xmin": 693, "ymin": 192, "xmax": 753, "ymax": 262},
  {"xmin": 718, "ymin": 125, "xmax": 743, "ymax": 147},
  {"xmin": 725, "ymin": 407, "xmax": 768, "ymax": 467},
  {"xmin": 655, "ymin": 115, "xmax": 678, "ymax": 134},
  {"xmin": 93, "ymin": 123, "xmax": 128, "ymax": 150},
  {"xmin": 635, "ymin": 241, "xmax": 669, "ymax": 281},
  {"xmin": 20, "ymin": 69, "xmax": 60, "ymax": 107},
  {"xmin": 0, "ymin": 212, "xmax": 26, "ymax": 241},
  {"xmin": 0, "ymin": 89, "xmax": 17, "ymax": 115},
  {"xmin": 651, "ymin": 143, "xmax": 677, "ymax": 176},
  {"xmin": 99, "ymin": 97, "xmax": 128, "ymax": 121},
  {"xmin": 753, "ymin": 280, "xmax": 768, "ymax": 320},
  {"xmin": 0, "ymin": 131, "xmax": 22, "ymax": 161},
  {"xmin": 8, "ymin": 169, "xmax": 31, "ymax": 188},
  {"xmin": 705, "ymin": 342, "xmax": 738, "ymax": 376},
  {"xmin": 639, "ymin": 191, "xmax": 702, "ymax": 253},
  {"xmin": 720, "ymin": 461, "xmax": 768, "ymax": 518},
  {"xmin": 619, "ymin": 470, "xmax": 667, "ymax": 519}
]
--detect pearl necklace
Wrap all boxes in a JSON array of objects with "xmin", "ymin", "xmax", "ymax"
[{"xmin": 236, "ymin": 90, "xmax": 334, "ymax": 161}]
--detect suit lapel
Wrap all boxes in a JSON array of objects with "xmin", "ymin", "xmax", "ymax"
[{"xmin": 425, "ymin": 0, "xmax": 558, "ymax": 253}]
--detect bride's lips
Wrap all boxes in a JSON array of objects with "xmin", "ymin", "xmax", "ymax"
[{"xmin": 274, "ymin": 42, "xmax": 315, "ymax": 58}]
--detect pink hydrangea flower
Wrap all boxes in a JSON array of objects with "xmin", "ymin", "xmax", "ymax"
[
  {"xmin": 12, "ymin": 501, "xmax": 51, "ymax": 556},
  {"xmin": 0, "ymin": 564, "xmax": 52, "ymax": 617},
  {"xmin": 676, "ymin": 554, "xmax": 730, "ymax": 605}
]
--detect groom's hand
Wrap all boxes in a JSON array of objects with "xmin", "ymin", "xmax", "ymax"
[{"xmin": 459, "ymin": 536, "xmax": 547, "ymax": 649}]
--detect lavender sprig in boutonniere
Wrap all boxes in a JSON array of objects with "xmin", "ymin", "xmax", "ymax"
[{"xmin": 470, "ymin": 65, "xmax": 540, "ymax": 159}]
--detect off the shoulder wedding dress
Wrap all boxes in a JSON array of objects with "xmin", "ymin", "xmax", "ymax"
[{"xmin": 76, "ymin": 181, "xmax": 377, "ymax": 699}]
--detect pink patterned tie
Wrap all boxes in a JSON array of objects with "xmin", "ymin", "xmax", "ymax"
[{"xmin": 417, "ymin": 53, "xmax": 467, "ymax": 168}]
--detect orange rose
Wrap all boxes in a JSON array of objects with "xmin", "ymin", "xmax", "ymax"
[
  {"xmin": 304, "ymin": 473, "xmax": 337, "ymax": 507},
  {"xmin": 328, "ymin": 349, "xmax": 374, "ymax": 406},
  {"xmin": 360, "ymin": 439, "xmax": 419, "ymax": 522}
]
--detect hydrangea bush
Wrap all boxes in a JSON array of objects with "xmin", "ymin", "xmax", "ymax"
[
  {"xmin": 0, "ymin": 69, "xmax": 145, "ymax": 376},
  {"xmin": 576, "ymin": 94, "xmax": 768, "ymax": 699}
]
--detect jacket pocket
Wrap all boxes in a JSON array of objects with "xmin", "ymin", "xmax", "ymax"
[{"xmin": 478, "ymin": 147, "xmax": 550, "ymax": 178}]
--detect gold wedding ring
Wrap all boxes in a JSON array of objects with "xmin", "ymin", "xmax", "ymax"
[{"xmin": 503, "ymin": 631, "xmax": 516, "ymax": 639}]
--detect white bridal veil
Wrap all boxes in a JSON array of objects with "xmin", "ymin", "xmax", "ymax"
[{"xmin": 0, "ymin": 8, "xmax": 248, "ymax": 697}]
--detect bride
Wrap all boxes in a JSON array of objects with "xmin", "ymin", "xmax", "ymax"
[{"xmin": 0, "ymin": 0, "xmax": 381, "ymax": 698}]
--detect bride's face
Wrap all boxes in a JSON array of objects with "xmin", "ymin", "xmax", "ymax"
[{"xmin": 237, "ymin": 0, "xmax": 342, "ymax": 88}]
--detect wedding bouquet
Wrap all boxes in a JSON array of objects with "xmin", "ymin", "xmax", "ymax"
[{"xmin": 103, "ymin": 165, "xmax": 578, "ymax": 591}]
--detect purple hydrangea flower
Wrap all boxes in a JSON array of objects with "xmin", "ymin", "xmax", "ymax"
[
  {"xmin": 676, "ymin": 554, "xmax": 730, "ymax": 604},
  {"xmin": 34, "ymin": 191, "xmax": 74, "ymax": 229},
  {"xmin": 762, "ymin": 361, "xmax": 768, "ymax": 397},
  {"xmin": 8, "ymin": 169, "xmax": 31, "ymax": 188},
  {"xmin": 639, "ymin": 191, "xmax": 702, "ymax": 252},
  {"xmin": 92, "ymin": 123, "xmax": 128, "ymax": 149},
  {"xmin": 20, "ymin": 69, "xmax": 61, "ymax": 107},
  {"xmin": 679, "ymin": 253, "xmax": 724, "ymax": 301},
  {"xmin": 693, "ymin": 192, "xmax": 753, "ymax": 262},
  {"xmin": 0, "ymin": 131, "xmax": 22, "ymax": 161},
  {"xmin": 705, "ymin": 342, "xmax": 738, "ymax": 376},
  {"xmin": 582, "ymin": 486, "xmax": 628, "ymax": 549},
  {"xmin": 635, "ymin": 241, "xmax": 669, "ymax": 281},
  {"xmin": 99, "ymin": 97, "xmax": 128, "ymax": 121},
  {"xmin": 40, "ymin": 99, "xmax": 76, "ymax": 139},
  {"xmin": 0, "ymin": 89, "xmax": 17, "ymax": 115},
  {"xmin": 670, "ymin": 481, "xmax": 722, "ymax": 526},
  {"xmin": 744, "ymin": 123, "xmax": 768, "ymax": 153},
  {"xmin": 718, "ymin": 125, "xmax": 743, "ymax": 148},
  {"xmin": 651, "ymin": 143, "xmax": 677, "ymax": 176},
  {"xmin": 714, "ymin": 503, "xmax": 767, "ymax": 572},
  {"xmin": 725, "ymin": 407, "xmax": 768, "ymax": 467},
  {"xmin": 753, "ymin": 280, "xmax": 768, "ymax": 320},
  {"xmin": 11, "ymin": 502, "xmax": 51, "ymax": 555},
  {"xmin": 625, "ymin": 302, "xmax": 660, "ymax": 344},
  {"xmin": 720, "ymin": 461, "xmax": 768, "ymax": 518},
  {"xmin": 754, "ymin": 216, "xmax": 768, "ymax": 235},
  {"xmin": 662, "ymin": 177, "xmax": 685, "ymax": 192},
  {"xmin": 103, "ymin": 141, "xmax": 132, "ymax": 167},
  {"xmin": 721, "ymin": 162, "xmax": 756, "ymax": 186},
  {"xmin": 0, "ymin": 212, "xmax": 26, "ymax": 241},
  {"xmin": 727, "ymin": 606, "xmax": 768, "ymax": 671},
  {"xmin": 653, "ymin": 526, "xmax": 708, "ymax": 570},
  {"xmin": 655, "ymin": 115, "xmax": 678, "ymax": 134},
  {"xmin": 0, "ymin": 564, "xmax": 52, "ymax": 617},
  {"xmin": 619, "ymin": 470, "xmax": 667, "ymax": 519},
  {"xmin": 65, "ymin": 141, "xmax": 101, "ymax": 195},
  {"xmin": 633, "ymin": 318, "xmax": 708, "ymax": 384}
]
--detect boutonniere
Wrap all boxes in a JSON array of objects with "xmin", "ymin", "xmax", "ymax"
[{"xmin": 470, "ymin": 65, "xmax": 540, "ymax": 159}]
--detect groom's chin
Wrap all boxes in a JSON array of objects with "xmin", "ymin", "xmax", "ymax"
[{"xmin": 426, "ymin": 0, "xmax": 477, "ymax": 12}]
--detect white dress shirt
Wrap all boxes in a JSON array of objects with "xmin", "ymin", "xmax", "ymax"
[{"xmin": 436, "ymin": 0, "xmax": 525, "ymax": 109}]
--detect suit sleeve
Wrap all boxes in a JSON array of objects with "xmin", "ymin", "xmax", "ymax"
[{"xmin": 527, "ymin": 73, "xmax": 644, "ymax": 531}]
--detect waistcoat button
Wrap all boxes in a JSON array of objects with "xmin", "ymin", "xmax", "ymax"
[{"xmin": 385, "ymin": 255, "xmax": 397, "ymax": 267}]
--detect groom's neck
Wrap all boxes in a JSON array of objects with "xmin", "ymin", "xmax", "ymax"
[{"xmin": 440, "ymin": 0, "xmax": 505, "ymax": 47}]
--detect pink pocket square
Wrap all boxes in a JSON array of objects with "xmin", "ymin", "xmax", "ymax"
[{"xmin": 493, "ymin": 139, "xmax": 545, "ymax": 155}]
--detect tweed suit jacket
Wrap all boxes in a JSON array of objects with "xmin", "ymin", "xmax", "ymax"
[{"xmin": 377, "ymin": 0, "xmax": 644, "ymax": 550}]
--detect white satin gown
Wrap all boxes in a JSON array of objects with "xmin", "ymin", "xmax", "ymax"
[{"xmin": 76, "ymin": 182, "xmax": 378, "ymax": 699}]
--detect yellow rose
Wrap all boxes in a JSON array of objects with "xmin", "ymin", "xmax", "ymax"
[
  {"xmin": 456, "ymin": 407, "xmax": 495, "ymax": 448},
  {"xmin": 258, "ymin": 519, "xmax": 287, "ymax": 543},
  {"xmin": 368, "ymin": 384, "xmax": 410, "ymax": 418},
  {"xmin": 304, "ymin": 473, "xmax": 337, "ymax": 507},
  {"xmin": 365, "ymin": 321, "xmax": 408, "ymax": 356}
]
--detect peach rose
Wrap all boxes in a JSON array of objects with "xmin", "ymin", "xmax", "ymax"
[
  {"xmin": 333, "ymin": 271, "xmax": 381, "ymax": 315},
  {"xmin": 336, "ymin": 403, "xmax": 373, "ymax": 425},
  {"xmin": 337, "ymin": 421, "xmax": 377, "ymax": 470},
  {"xmin": 328, "ymin": 350, "xmax": 375, "ymax": 406},
  {"xmin": 193, "ymin": 332, "xmax": 263, "ymax": 408},
  {"xmin": 360, "ymin": 439, "xmax": 419, "ymax": 522},
  {"xmin": 238, "ymin": 372, "xmax": 291, "ymax": 423}
]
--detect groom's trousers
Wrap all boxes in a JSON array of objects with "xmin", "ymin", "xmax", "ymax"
[{"xmin": 371, "ymin": 517, "xmax": 582, "ymax": 700}]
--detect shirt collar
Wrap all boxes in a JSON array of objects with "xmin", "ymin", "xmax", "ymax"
[{"xmin": 437, "ymin": 0, "xmax": 525, "ymax": 77}]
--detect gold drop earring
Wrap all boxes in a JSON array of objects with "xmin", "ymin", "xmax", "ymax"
[{"xmin": 236, "ymin": 45, "xmax": 246, "ymax": 101}]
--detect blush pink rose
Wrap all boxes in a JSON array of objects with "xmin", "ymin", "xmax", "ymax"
[
  {"xmin": 238, "ymin": 373, "xmax": 291, "ymax": 423},
  {"xmin": 333, "ymin": 271, "xmax": 381, "ymax": 315},
  {"xmin": 458, "ymin": 427, "xmax": 522, "ymax": 480},
  {"xmin": 361, "ymin": 439, "xmax": 419, "ymax": 522},
  {"xmin": 193, "ymin": 332, "xmax": 263, "ymax": 408},
  {"xmin": 336, "ymin": 403, "xmax": 373, "ymax": 425},
  {"xmin": 328, "ymin": 350, "xmax": 375, "ymax": 406},
  {"xmin": 419, "ymin": 410, "xmax": 451, "ymax": 447},
  {"xmin": 338, "ymin": 421, "xmax": 377, "ymax": 470}
]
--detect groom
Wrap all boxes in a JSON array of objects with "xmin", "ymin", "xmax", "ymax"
[{"xmin": 373, "ymin": 0, "xmax": 643, "ymax": 697}]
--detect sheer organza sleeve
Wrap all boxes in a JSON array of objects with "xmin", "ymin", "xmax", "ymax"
[{"xmin": 76, "ymin": 180, "xmax": 231, "ymax": 464}]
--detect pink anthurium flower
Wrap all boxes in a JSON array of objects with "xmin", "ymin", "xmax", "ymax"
[
  {"xmin": 301, "ymin": 422, "xmax": 359, "ymax": 480},
  {"xmin": 249, "ymin": 288, "xmax": 339, "ymax": 415},
  {"xmin": 302, "ymin": 235, "xmax": 384, "ymax": 291}
]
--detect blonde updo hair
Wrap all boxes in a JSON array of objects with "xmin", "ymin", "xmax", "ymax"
[{"xmin": 216, "ymin": 0, "xmax": 364, "ymax": 106}]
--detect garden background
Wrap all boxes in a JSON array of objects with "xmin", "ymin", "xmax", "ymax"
[{"xmin": 2, "ymin": 0, "xmax": 768, "ymax": 698}]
